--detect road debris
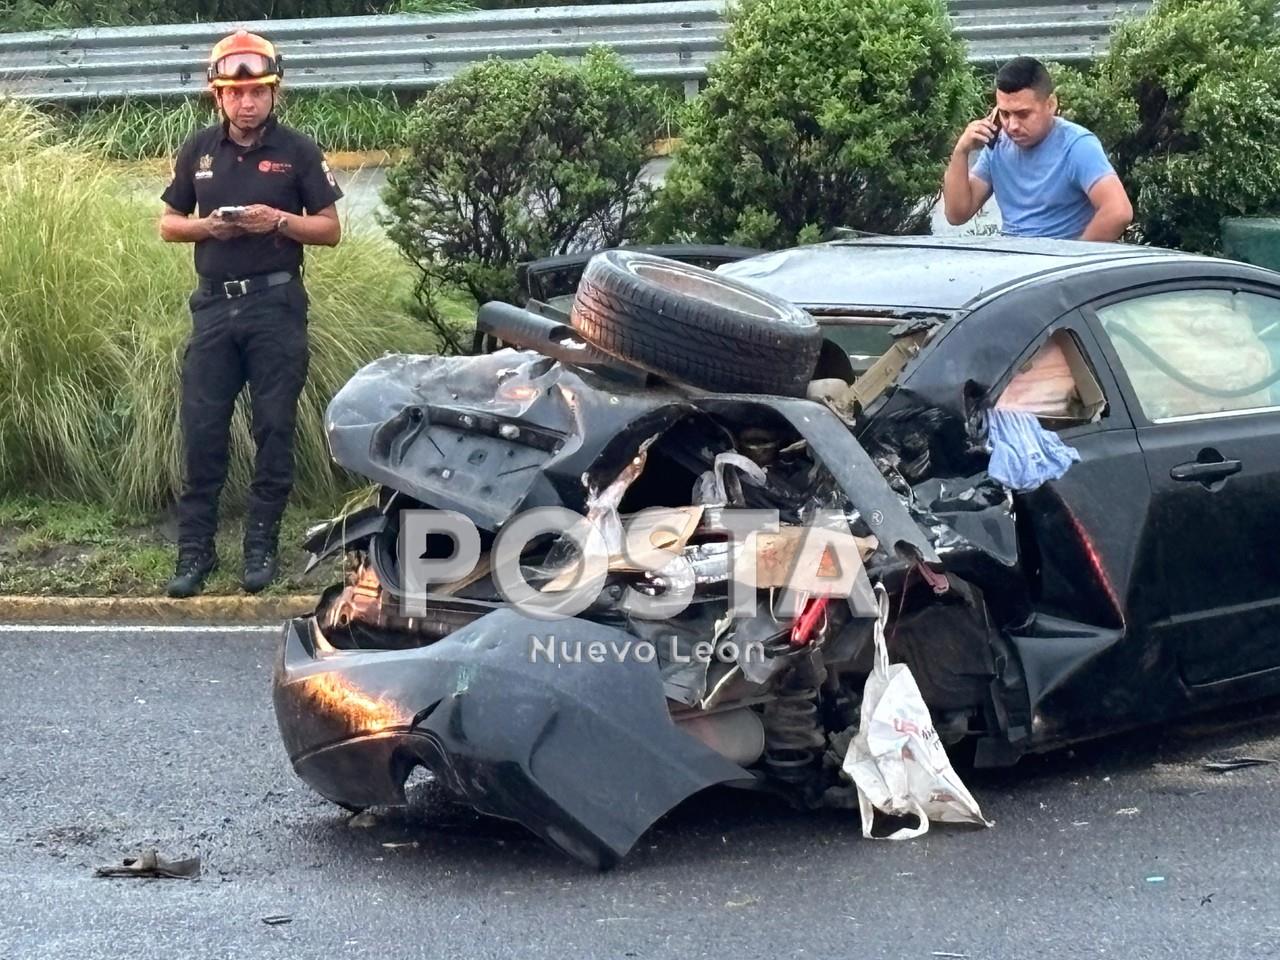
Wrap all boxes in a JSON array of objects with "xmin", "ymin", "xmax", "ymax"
[
  {"xmin": 261, "ymin": 915, "xmax": 293, "ymax": 926},
  {"xmin": 347, "ymin": 811, "xmax": 379, "ymax": 829},
  {"xmin": 94, "ymin": 849, "xmax": 200, "ymax": 880},
  {"xmin": 1200, "ymin": 756, "xmax": 1276, "ymax": 773},
  {"xmin": 843, "ymin": 586, "xmax": 991, "ymax": 839},
  {"xmin": 1115, "ymin": 807, "xmax": 1140, "ymax": 816}
]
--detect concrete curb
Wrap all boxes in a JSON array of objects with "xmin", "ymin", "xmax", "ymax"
[{"xmin": 0, "ymin": 594, "xmax": 318, "ymax": 625}]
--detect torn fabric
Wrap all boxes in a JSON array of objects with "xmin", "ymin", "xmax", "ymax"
[{"xmin": 987, "ymin": 408, "xmax": 1081, "ymax": 492}]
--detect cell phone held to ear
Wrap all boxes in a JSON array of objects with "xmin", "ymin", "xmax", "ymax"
[
  {"xmin": 213, "ymin": 205, "xmax": 247, "ymax": 220},
  {"xmin": 987, "ymin": 108, "xmax": 1002, "ymax": 148}
]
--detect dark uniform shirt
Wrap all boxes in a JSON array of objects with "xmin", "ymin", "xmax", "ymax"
[{"xmin": 161, "ymin": 115, "xmax": 343, "ymax": 282}]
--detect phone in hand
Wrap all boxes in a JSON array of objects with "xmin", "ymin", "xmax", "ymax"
[
  {"xmin": 214, "ymin": 205, "xmax": 247, "ymax": 220},
  {"xmin": 986, "ymin": 108, "xmax": 1002, "ymax": 148}
]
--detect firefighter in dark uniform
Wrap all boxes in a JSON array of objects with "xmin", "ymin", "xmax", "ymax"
[{"xmin": 159, "ymin": 30, "xmax": 342, "ymax": 597}]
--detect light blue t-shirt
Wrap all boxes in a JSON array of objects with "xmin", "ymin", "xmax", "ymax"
[{"xmin": 972, "ymin": 117, "xmax": 1116, "ymax": 239}]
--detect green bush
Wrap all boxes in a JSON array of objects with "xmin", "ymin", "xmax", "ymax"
[
  {"xmin": 1055, "ymin": 0, "xmax": 1280, "ymax": 253},
  {"xmin": 651, "ymin": 0, "xmax": 979, "ymax": 248},
  {"xmin": 381, "ymin": 48, "xmax": 662, "ymax": 350},
  {"xmin": 0, "ymin": 98, "xmax": 433, "ymax": 513}
]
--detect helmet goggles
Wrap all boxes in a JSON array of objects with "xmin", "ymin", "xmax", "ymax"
[{"xmin": 207, "ymin": 50, "xmax": 283, "ymax": 87}]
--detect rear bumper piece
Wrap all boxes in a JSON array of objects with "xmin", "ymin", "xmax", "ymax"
[{"xmin": 273, "ymin": 610, "xmax": 755, "ymax": 868}]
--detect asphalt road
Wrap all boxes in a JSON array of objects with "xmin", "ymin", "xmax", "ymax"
[{"xmin": 2, "ymin": 625, "xmax": 1279, "ymax": 960}]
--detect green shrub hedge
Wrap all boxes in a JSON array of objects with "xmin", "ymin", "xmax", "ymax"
[
  {"xmin": 652, "ymin": 0, "xmax": 979, "ymax": 248},
  {"xmin": 381, "ymin": 48, "xmax": 662, "ymax": 349},
  {"xmin": 1056, "ymin": 0, "xmax": 1280, "ymax": 253}
]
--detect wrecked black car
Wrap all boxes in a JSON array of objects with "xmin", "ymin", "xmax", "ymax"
[{"xmin": 273, "ymin": 236, "xmax": 1280, "ymax": 867}]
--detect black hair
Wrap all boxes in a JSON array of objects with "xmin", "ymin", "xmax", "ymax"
[{"xmin": 996, "ymin": 57, "xmax": 1054, "ymax": 97}]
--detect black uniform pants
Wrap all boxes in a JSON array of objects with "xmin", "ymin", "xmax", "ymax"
[{"xmin": 175, "ymin": 278, "xmax": 310, "ymax": 548}]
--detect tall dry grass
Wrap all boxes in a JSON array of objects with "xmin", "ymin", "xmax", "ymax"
[
  {"xmin": 65, "ymin": 89, "xmax": 411, "ymax": 160},
  {"xmin": 0, "ymin": 98, "xmax": 435, "ymax": 514}
]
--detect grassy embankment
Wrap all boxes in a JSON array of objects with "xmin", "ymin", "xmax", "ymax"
[{"xmin": 0, "ymin": 98, "xmax": 471, "ymax": 595}]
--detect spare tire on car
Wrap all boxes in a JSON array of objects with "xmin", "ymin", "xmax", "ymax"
[{"xmin": 569, "ymin": 249, "xmax": 822, "ymax": 397}]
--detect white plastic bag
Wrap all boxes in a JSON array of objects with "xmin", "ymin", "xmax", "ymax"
[
  {"xmin": 842, "ymin": 584, "xmax": 992, "ymax": 839},
  {"xmin": 692, "ymin": 452, "xmax": 767, "ymax": 507}
]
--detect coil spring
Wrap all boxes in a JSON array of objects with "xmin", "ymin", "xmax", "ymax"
[{"xmin": 762, "ymin": 661, "xmax": 827, "ymax": 783}]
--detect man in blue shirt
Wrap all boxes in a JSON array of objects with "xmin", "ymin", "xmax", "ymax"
[{"xmin": 942, "ymin": 57, "xmax": 1132, "ymax": 241}]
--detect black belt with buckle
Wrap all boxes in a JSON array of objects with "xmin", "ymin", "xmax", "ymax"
[{"xmin": 199, "ymin": 271, "xmax": 296, "ymax": 299}]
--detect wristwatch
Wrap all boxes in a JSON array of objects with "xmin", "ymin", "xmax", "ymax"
[{"xmin": 274, "ymin": 215, "xmax": 289, "ymax": 235}]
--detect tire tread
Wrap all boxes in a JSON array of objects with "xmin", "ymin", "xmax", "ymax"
[{"xmin": 568, "ymin": 253, "xmax": 821, "ymax": 396}]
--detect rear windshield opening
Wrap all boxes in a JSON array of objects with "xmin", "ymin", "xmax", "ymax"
[{"xmin": 820, "ymin": 322, "xmax": 900, "ymax": 365}]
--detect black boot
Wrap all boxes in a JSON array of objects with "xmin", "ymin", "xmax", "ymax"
[
  {"xmin": 242, "ymin": 518, "xmax": 281, "ymax": 594},
  {"xmin": 167, "ymin": 544, "xmax": 218, "ymax": 598}
]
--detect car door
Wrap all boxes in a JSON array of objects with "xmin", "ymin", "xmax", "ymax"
[
  {"xmin": 1087, "ymin": 285, "xmax": 1280, "ymax": 686},
  {"xmin": 981, "ymin": 312, "xmax": 1177, "ymax": 746},
  {"xmin": 990, "ymin": 313, "xmax": 1151, "ymax": 632}
]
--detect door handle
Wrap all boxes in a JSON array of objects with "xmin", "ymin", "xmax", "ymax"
[{"xmin": 1170, "ymin": 458, "xmax": 1242, "ymax": 483}]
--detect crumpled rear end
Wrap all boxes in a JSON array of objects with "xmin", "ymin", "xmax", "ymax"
[{"xmin": 274, "ymin": 607, "xmax": 755, "ymax": 868}]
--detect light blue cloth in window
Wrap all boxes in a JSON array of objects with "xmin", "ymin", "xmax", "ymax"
[{"xmin": 987, "ymin": 408, "xmax": 1081, "ymax": 492}]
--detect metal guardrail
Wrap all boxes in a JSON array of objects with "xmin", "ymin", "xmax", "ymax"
[{"xmin": 0, "ymin": 0, "xmax": 1150, "ymax": 104}]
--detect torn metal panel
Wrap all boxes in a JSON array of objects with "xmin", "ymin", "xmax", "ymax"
[
  {"xmin": 1005, "ymin": 615, "xmax": 1126, "ymax": 747},
  {"xmin": 324, "ymin": 350, "xmax": 696, "ymax": 531},
  {"xmin": 302, "ymin": 505, "xmax": 389, "ymax": 573},
  {"xmin": 328, "ymin": 351, "xmax": 933, "ymax": 584},
  {"xmin": 275, "ymin": 609, "xmax": 754, "ymax": 869},
  {"xmin": 860, "ymin": 391, "xmax": 986, "ymax": 484},
  {"xmin": 907, "ymin": 475, "xmax": 1026, "ymax": 623},
  {"xmin": 583, "ymin": 433, "xmax": 661, "ymax": 556},
  {"xmin": 713, "ymin": 397, "xmax": 940, "ymax": 568}
]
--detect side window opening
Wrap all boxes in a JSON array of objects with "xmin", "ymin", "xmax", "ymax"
[
  {"xmin": 1097, "ymin": 289, "xmax": 1280, "ymax": 421},
  {"xmin": 996, "ymin": 329, "xmax": 1106, "ymax": 429}
]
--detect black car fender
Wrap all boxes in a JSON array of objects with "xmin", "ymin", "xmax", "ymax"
[{"xmin": 302, "ymin": 505, "xmax": 390, "ymax": 574}]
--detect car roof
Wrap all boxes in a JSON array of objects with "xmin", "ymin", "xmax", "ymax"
[{"xmin": 716, "ymin": 236, "xmax": 1202, "ymax": 313}]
